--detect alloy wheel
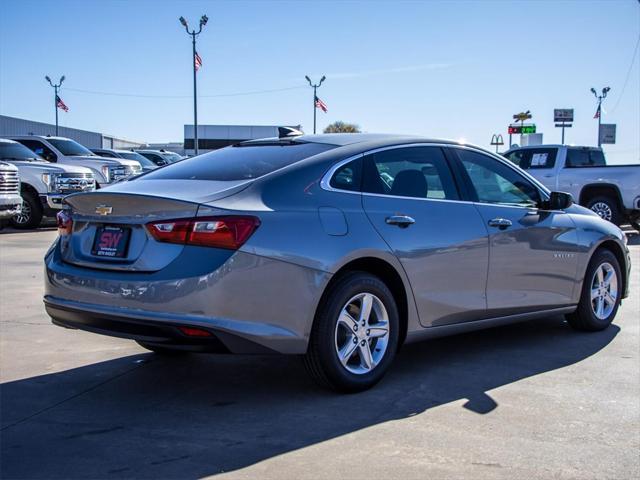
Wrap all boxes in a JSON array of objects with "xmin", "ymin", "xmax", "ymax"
[
  {"xmin": 334, "ymin": 292, "xmax": 390, "ymax": 375},
  {"xmin": 13, "ymin": 201, "xmax": 31, "ymax": 225},
  {"xmin": 590, "ymin": 202, "xmax": 613, "ymax": 222},
  {"xmin": 590, "ymin": 262, "xmax": 618, "ymax": 320}
]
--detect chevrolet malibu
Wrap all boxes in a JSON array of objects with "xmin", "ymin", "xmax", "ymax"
[{"xmin": 44, "ymin": 133, "xmax": 631, "ymax": 392}]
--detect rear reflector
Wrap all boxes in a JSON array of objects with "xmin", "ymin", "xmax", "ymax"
[
  {"xmin": 178, "ymin": 326, "xmax": 212, "ymax": 337},
  {"xmin": 56, "ymin": 210, "xmax": 73, "ymax": 236},
  {"xmin": 146, "ymin": 215, "xmax": 260, "ymax": 250}
]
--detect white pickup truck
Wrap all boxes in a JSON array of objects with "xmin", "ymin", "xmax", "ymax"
[
  {"xmin": 7, "ymin": 135, "xmax": 141, "ymax": 186},
  {"xmin": 0, "ymin": 161, "xmax": 22, "ymax": 221},
  {"xmin": 504, "ymin": 145, "xmax": 640, "ymax": 229},
  {"xmin": 0, "ymin": 138, "xmax": 96, "ymax": 229}
]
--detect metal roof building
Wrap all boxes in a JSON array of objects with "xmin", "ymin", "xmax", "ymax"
[
  {"xmin": 0, "ymin": 115, "xmax": 143, "ymax": 150},
  {"xmin": 184, "ymin": 124, "xmax": 302, "ymax": 155}
]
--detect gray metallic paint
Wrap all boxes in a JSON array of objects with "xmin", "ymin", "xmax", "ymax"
[{"xmin": 44, "ymin": 135, "xmax": 631, "ymax": 354}]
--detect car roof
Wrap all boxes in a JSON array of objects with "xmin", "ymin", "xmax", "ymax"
[
  {"xmin": 0, "ymin": 138, "xmax": 19, "ymax": 144},
  {"xmin": 243, "ymin": 133, "xmax": 457, "ymax": 148},
  {"xmin": 8, "ymin": 135, "xmax": 71, "ymax": 140}
]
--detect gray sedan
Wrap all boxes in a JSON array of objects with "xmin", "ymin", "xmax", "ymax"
[{"xmin": 44, "ymin": 134, "xmax": 631, "ymax": 392}]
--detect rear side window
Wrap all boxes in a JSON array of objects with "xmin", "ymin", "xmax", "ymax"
[
  {"xmin": 362, "ymin": 147, "xmax": 459, "ymax": 200},
  {"xmin": 142, "ymin": 142, "xmax": 334, "ymax": 181},
  {"xmin": 566, "ymin": 148, "xmax": 605, "ymax": 167},
  {"xmin": 506, "ymin": 148, "xmax": 557, "ymax": 169},
  {"xmin": 330, "ymin": 159, "xmax": 361, "ymax": 192}
]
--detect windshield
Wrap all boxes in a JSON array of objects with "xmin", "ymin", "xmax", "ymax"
[
  {"xmin": 118, "ymin": 151, "xmax": 156, "ymax": 168},
  {"xmin": 142, "ymin": 142, "xmax": 334, "ymax": 181},
  {"xmin": 0, "ymin": 142, "xmax": 45, "ymax": 161},
  {"xmin": 47, "ymin": 138, "xmax": 94, "ymax": 156},
  {"xmin": 161, "ymin": 152, "xmax": 183, "ymax": 162}
]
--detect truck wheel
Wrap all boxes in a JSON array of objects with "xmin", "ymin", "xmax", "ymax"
[
  {"xmin": 566, "ymin": 249, "xmax": 621, "ymax": 331},
  {"xmin": 586, "ymin": 196, "xmax": 621, "ymax": 225},
  {"xmin": 10, "ymin": 191, "xmax": 43, "ymax": 230}
]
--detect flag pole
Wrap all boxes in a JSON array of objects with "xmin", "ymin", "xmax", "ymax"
[{"xmin": 305, "ymin": 75, "xmax": 326, "ymax": 134}]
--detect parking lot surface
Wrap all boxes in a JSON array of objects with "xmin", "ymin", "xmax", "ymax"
[{"xmin": 1, "ymin": 229, "xmax": 639, "ymax": 479}]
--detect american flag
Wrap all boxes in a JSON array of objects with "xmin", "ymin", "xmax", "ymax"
[
  {"xmin": 593, "ymin": 104, "xmax": 601, "ymax": 119},
  {"xmin": 56, "ymin": 95, "xmax": 69, "ymax": 112},
  {"xmin": 315, "ymin": 95, "xmax": 328, "ymax": 113},
  {"xmin": 195, "ymin": 52, "xmax": 203, "ymax": 71}
]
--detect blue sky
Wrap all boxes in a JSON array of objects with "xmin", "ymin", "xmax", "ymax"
[{"xmin": 1, "ymin": 0, "xmax": 638, "ymax": 163}]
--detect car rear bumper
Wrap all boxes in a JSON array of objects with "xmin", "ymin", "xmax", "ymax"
[
  {"xmin": 44, "ymin": 245, "xmax": 331, "ymax": 354},
  {"xmin": 45, "ymin": 296, "xmax": 282, "ymax": 353}
]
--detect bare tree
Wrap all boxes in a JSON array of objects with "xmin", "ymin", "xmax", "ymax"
[{"xmin": 323, "ymin": 121, "xmax": 361, "ymax": 133}]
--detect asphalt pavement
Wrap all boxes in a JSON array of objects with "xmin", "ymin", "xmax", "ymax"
[{"xmin": 1, "ymin": 229, "xmax": 638, "ymax": 479}]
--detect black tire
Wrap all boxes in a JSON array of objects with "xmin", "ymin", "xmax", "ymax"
[
  {"xmin": 566, "ymin": 249, "xmax": 622, "ymax": 332},
  {"xmin": 304, "ymin": 272, "xmax": 400, "ymax": 393},
  {"xmin": 586, "ymin": 196, "xmax": 621, "ymax": 226},
  {"xmin": 136, "ymin": 341, "xmax": 189, "ymax": 355},
  {"xmin": 10, "ymin": 191, "xmax": 43, "ymax": 230}
]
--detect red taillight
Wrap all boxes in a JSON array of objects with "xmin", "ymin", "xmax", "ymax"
[
  {"xmin": 146, "ymin": 216, "xmax": 260, "ymax": 250},
  {"xmin": 56, "ymin": 210, "xmax": 73, "ymax": 236},
  {"xmin": 178, "ymin": 326, "xmax": 212, "ymax": 337}
]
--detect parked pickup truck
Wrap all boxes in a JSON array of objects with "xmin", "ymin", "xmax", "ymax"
[
  {"xmin": 0, "ymin": 138, "xmax": 96, "ymax": 229},
  {"xmin": 7, "ymin": 135, "xmax": 142, "ymax": 187},
  {"xmin": 504, "ymin": 145, "xmax": 640, "ymax": 229},
  {"xmin": 0, "ymin": 161, "xmax": 22, "ymax": 221}
]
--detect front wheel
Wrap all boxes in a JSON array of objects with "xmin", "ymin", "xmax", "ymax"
[
  {"xmin": 586, "ymin": 196, "xmax": 621, "ymax": 225},
  {"xmin": 304, "ymin": 272, "xmax": 399, "ymax": 393},
  {"xmin": 566, "ymin": 249, "xmax": 622, "ymax": 331},
  {"xmin": 10, "ymin": 191, "xmax": 43, "ymax": 230}
]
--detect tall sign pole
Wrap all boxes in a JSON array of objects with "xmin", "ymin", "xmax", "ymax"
[
  {"xmin": 45, "ymin": 75, "xmax": 65, "ymax": 136},
  {"xmin": 180, "ymin": 15, "xmax": 208, "ymax": 156},
  {"xmin": 554, "ymin": 109, "xmax": 574, "ymax": 145},
  {"xmin": 305, "ymin": 75, "xmax": 326, "ymax": 134}
]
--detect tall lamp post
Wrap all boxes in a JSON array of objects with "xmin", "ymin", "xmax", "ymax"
[
  {"xmin": 591, "ymin": 87, "xmax": 610, "ymax": 147},
  {"xmin": 305, "ymin": 75, "xmax": 325, "ymax": 134},
  {"xmin": 45, "ymin": 75, "xmax": 65, "ymax": 136},
  {"xmin": 179, "ymin": 14, "xmax": 208, "ymax": 156}
]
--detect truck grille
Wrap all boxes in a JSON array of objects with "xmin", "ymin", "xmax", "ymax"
[
  {"xmin": 0, "ymin": 169, "xmax": 20, "ymax": 194},
  {"xmin": 55, "ymin": 173, "xmax": 96, "ymax": 193}
]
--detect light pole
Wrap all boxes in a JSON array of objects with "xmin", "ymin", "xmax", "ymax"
[
  {"xmin": 45, "ymin": 75, "xmax": 65, "ymax": 136},
  {"xmin": 305, "ymin": 75, "xmax": 326, "ymax": 134},
  {"xmin": 179, "ymin": 14, "xmax": 208, "ymax": 156},
  {"xmin": 591, "ymin": 87, "xmax": 610, "ymax": 147}
]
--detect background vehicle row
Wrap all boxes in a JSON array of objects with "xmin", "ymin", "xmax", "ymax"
[
  {"xmin": 504, "ymin": 145, "xmax": 640, "ymax": 229},
  {"xmin": 0, "ymin": 139, "xmax": 96, "ymax": 228}
]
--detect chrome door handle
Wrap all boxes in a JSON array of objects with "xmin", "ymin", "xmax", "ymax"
[
  {"xmin": 488, "ymin": 218, "xmax": 512, "ymax": 229},
  {"xmin": 385, "ymin": 215, "xmax": 415, "ymax": 228}
]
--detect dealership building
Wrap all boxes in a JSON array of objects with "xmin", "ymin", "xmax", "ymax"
[
  {"xmin": 184, "ymin": 124, "xmax": 302, "ymax": 155},
  {"xmin": 0, "ymin": 115, "xmax": 143, "ymax": 150}
]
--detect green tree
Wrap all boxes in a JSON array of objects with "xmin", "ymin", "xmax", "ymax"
[{"xmin": 323, "ymin": 121, "xmax": 361, "ymax": 133}]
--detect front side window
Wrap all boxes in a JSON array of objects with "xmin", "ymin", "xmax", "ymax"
[
  {"xmin": 455, "ymin": 149, "xmax": 541, "ymax": 207},
  {"xmin": 361, "ymin": 147, "xmax": 459, "ymax": 200},
  {"xmin": 16, "ymin": 140, "xmax": 57, "ymax": 162},
  {"xmin": 506, "ymin": 148, "xmax": 557, "ymax": 170}
]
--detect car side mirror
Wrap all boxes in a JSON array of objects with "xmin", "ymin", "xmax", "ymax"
[{"xmin": 546, "ymin": 191, "xmax": 573, "ymax": 210}]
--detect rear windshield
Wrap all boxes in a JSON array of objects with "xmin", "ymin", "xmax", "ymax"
[
  {"xmin": 141, "ymin": 142, "xmax": 334, "ymax": 181},
  {"xmin": 566, "ymin": 148, "xmax": 606, "ymax": 167}
]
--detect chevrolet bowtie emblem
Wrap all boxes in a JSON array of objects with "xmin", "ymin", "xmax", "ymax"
[{"xmin": 95, "ymin": 205, "xmax": 113, "ymax": 216}]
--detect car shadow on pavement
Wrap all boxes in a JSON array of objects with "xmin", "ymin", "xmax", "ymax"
[{"xmin": 1, "ymin": 316, "xmax": 619, "ymax": 479}]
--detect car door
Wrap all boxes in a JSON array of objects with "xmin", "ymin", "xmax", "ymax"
[
  {"xmin": 449, "ymin": 147, "xmax": 580, "ymax": 317},
  {"xmin": 359, "ymin": 145, "xmax": 489, "ymax": 327}
]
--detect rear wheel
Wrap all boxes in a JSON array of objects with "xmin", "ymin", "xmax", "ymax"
[
  {"xmin": 566, "ymin": 249, "xmax": 622, "ymax": 331},
  {"xmin": 304, "ymin": 272, "xmax": 399, "ymax": 393},
  {"xmin": 10, "ymin": 191, "xmax": 42, "ymax": 230},
  {"xmin": 136, "ymin": 341, "xmax": 189, "ymax": 355},
  {"xmin": 586, "ymin": 196, "xmax": 621, "ymax": 225}
]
